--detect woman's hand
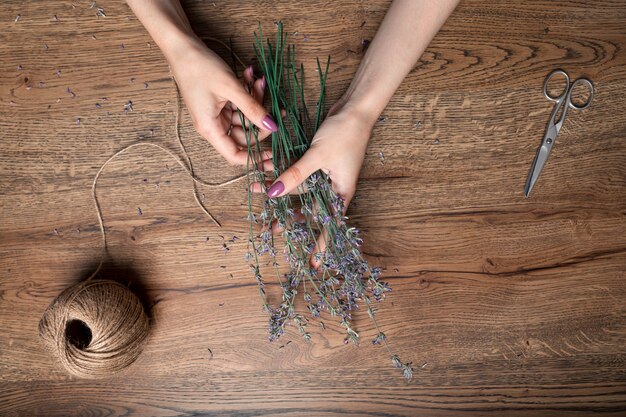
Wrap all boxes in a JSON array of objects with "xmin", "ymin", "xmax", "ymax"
[
  {"xmin": 250, "ymin": 99, "xmax": 376, "ymax": 266},
  {"xmin": 126, "ymin": 0, "xmax": 277, "ymax": 167},
  {"xmin": 258, "ymin": 100, "xmax": 375, "ymax": 208},
  {"xmin": 251, "ymin": 0, "xmax": 462, "ymax": 191},
  {"xmin": 169, "ymin": 37, "xmax": 277, "ymax": 168}
]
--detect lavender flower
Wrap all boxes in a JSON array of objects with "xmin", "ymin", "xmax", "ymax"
[
  {"xmin": 403, "ymin": 363, "xmax": 414, "ymax": 380},
  {"xmin": 391, "ymin": 355, "xmax": 402, "ymax": 368},
  {"xmin": 242, "ymin": 21, "xmax": 414, "ymax": 381},
  {"xmin": 372, "ymin": 332, "xmax": 386, "ymax": 345}
]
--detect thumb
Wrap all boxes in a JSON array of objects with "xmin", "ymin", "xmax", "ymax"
[
  {"xmin": 267, "ymin": 150, "xmax": 320, "ymax": 198},
  {"xmin": 230, "ymin": 86, "xmax": 278, "ymax": 133}
]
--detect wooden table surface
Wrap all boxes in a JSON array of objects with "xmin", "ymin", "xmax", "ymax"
[{"xmin": 1, "ymin": 1, "xmax": 625, "ymax": 416}]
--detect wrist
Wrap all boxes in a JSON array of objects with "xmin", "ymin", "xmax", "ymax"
[
  {"xmin": 337, "ymin": 72, "xmax": 390, "ymax": 126},
  {"xmin": 158, "ymin": 29, "xmax": 204, "ymax": 64},
  {"xmin": 337, "ymin": 92, "xmax": 382, "ymax": 128}
]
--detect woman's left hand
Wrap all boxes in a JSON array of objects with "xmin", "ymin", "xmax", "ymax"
[
  {"xmin": 255, "ymin": 101, "xmax": 375, "ymax": 208},
  {"xmin": 250, "ymin": 100, "xmax": 376, "ymax": 265}
]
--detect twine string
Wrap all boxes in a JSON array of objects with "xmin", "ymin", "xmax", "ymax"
[
  {"xmin": 86, "ymin": 79, "xmax": 246, "ymax": 282},
  {"xmin": 39, "ymin": 37, "xmax": 251, "ymax": 378}
]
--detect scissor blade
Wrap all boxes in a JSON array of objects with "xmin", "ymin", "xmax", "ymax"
[{"xmin": 524, "ymin": 144, "xmax": 550, "ymax": 197}]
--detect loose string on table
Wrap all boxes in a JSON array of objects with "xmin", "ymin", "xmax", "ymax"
[
  {"xmin": 87, "ymin": 76, "xmax": 247, "ymax": 282},
  {"xmin": 38, "ymin": 38, "xmax": 253, "ymax": 379}
]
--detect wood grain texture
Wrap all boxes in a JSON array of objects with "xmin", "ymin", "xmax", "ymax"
[{"xmin": 1, "ymin": 0, "xmax": 625, "ymax": 416}]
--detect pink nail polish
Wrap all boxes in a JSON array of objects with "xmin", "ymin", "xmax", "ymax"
[
  {"xmin": 260, "ymin": 75, "xmax": 266, "ymax": 90},
  {"xmin": 262, "ymin": 115, "xmax": 278, "ymax": 132},
  {"xmin": 267, "ymin": 181, "xmax": 284, "ymax": 198},
  {"xmin": 245, "ymin": 65, "xmax": 254, "ymax": 79}
]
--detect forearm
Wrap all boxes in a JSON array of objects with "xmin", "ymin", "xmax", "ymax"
[
  {"xmin": 126, "ymin": 0, "xmax": 201, "ymax": 61},
  {"xmin": 344, "ymin": 0, "xmax": 460, "ymax": 121}
]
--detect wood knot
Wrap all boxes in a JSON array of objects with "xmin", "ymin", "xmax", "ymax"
[
  {"xmin": 483, "ymin": 257, "xmax": 499, "ymax": 273},
  {"xmin": 417, "ymin": 278, "xmax": 430, "ymax": 289}
]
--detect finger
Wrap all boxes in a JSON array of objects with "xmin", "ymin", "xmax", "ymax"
[
  {"xmin": 242, "ymin": 107, "xmax": 282, "ymax": 135},
  {"xmin": 252, "ymin": 149, "xmax": 273, "ymax": 164},
  {"xmin": 256, "ymin": 127, "xmax": 273, "ymax": 142},
  {"xmin": 249, "ymin": 181, "xmax": 268, "ymax": 194},
  {"xmin": 262, "ymin": 212, "xmax": 308, "ymax": 236},
  {"xmin": 230, "ymin": 108, "xmax": 243, "ymax": 126},
  {"xmin": 230, "ymin": 86, "xmax": 278, "ymax": 134},
  {"xmin": 230, "ymin": 66, "xmax": 255, "ymax": 126},
  {"xmin": 309, "ymin": 206, "xmax": 331, "ymax": 270},
  {"xmin": 230, "ymin": 113, "xmax": 273, "ymax": 142},
  {"xmin": 220, "ymin": 105, "xmax": 233, "ymax": 122},
  {"xmin": 261, "ymin": 158, "xmax": 274, "ymax": 172},
  {"xmin": 310, "ymin": 229, "xmax": 328, "ymax": 270},
  {"xmin": 249, "ymin": 180, "xmax": 305, "ymax": 195},
  {"xmin": 335, "ymin": 188, "xmax": 356, "ymax": 216},
  {"xmin": 309, "ymin": 184, "xmax": 356, "ymax": 270},
  {"xmin": 197, "ymin": 116, "xmax": 249, "ymax": 165},
  {"xmin": 237, "ymin": 151, "xmax": 273, "ymax": 170},
  {"xmin": 242, "ymin": 65, "xmax": 255, "ymax": 88},
  {"xmin": 248, "ymin": 76, "xmax": 271, "ymax": 143},
  {"xmin": 232, "ymin": 72, "xmax": 272, "ymax": 140},
  {"xmin": 307, "ymin": 199, "xmax": 325, "ymax": 270},
  {"xmin": 252, "ymin": 76, "xmax": 266, "ymax": 104},
  {"xmin": 266, "ymin": 150, "xmax": 320, "ymax": 198},
  {"xmin": 229, "ymin": 125, "xmax": 249, "ymax": 147}
]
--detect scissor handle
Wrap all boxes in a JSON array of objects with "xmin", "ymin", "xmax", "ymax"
[
  {"xmin": 567, "ymin": 77, "xmax": 594, "ymax": 110},
  {"xmin": 543, "ymin": 69, "xmax": 570, "ymax": 102}
]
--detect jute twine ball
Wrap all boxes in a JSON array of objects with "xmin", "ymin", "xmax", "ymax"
[{"xmin": 38, "ymin": 279, "xmax": 150, "ymax": 379}]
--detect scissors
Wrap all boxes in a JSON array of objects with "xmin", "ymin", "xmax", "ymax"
[{"xmin": 524, "ymin": 69, "xmax": 594, "ymax": 197}]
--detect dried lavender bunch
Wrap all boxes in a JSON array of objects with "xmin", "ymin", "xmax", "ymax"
[{"xmin": 241, "ymin": 22, "xmax": 413, "ymax": 381}]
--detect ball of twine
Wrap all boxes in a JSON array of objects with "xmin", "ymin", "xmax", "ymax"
[
  {"xmin": 37, "ymin": 80, "xmax": 243, "ymax": 379},
  {"xmin": 38, "ymin": 279, "xmax": 150, "ymax": 379}
]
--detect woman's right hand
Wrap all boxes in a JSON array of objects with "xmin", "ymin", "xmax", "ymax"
[{"xmin": 168, "ymin": 36, "xmax": 277, "ymax": 168}]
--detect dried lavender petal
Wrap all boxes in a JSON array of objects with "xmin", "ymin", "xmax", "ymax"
[
  {"xmin": 402, "ymin": 363, "xmax": 414, "ymax": 380},
  {"xmin": 391, "ymin": 355, "xmax": 402, "ymax": 368},
  {"xmin": 372, "ymin": 332, "xmax": 386, "ymax": 345}
]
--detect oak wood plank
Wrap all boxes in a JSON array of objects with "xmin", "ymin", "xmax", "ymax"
[{"xmin": 1, "ymin": 0, "xmax": 625, "ymax": 416}]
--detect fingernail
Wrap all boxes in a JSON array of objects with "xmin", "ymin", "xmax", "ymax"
[
  {"xmin": 260, "ymin": 75, "xmax": 266, "ymax": 90},
  {"xmin": 245, "ymin": 65, "xmax": 254, "ymax": 79},
  {"xmin": 267, "ymin": 181, "xmax": 284, "ymax": 198},
  {"xmin": 262, "ymin": 115, "xmax": 278, "ymax": 132}
]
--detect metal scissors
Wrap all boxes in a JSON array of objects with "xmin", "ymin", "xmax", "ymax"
[{"xmin": 524, "ymin": 69, "xmax": 594, "ymax": 197}]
